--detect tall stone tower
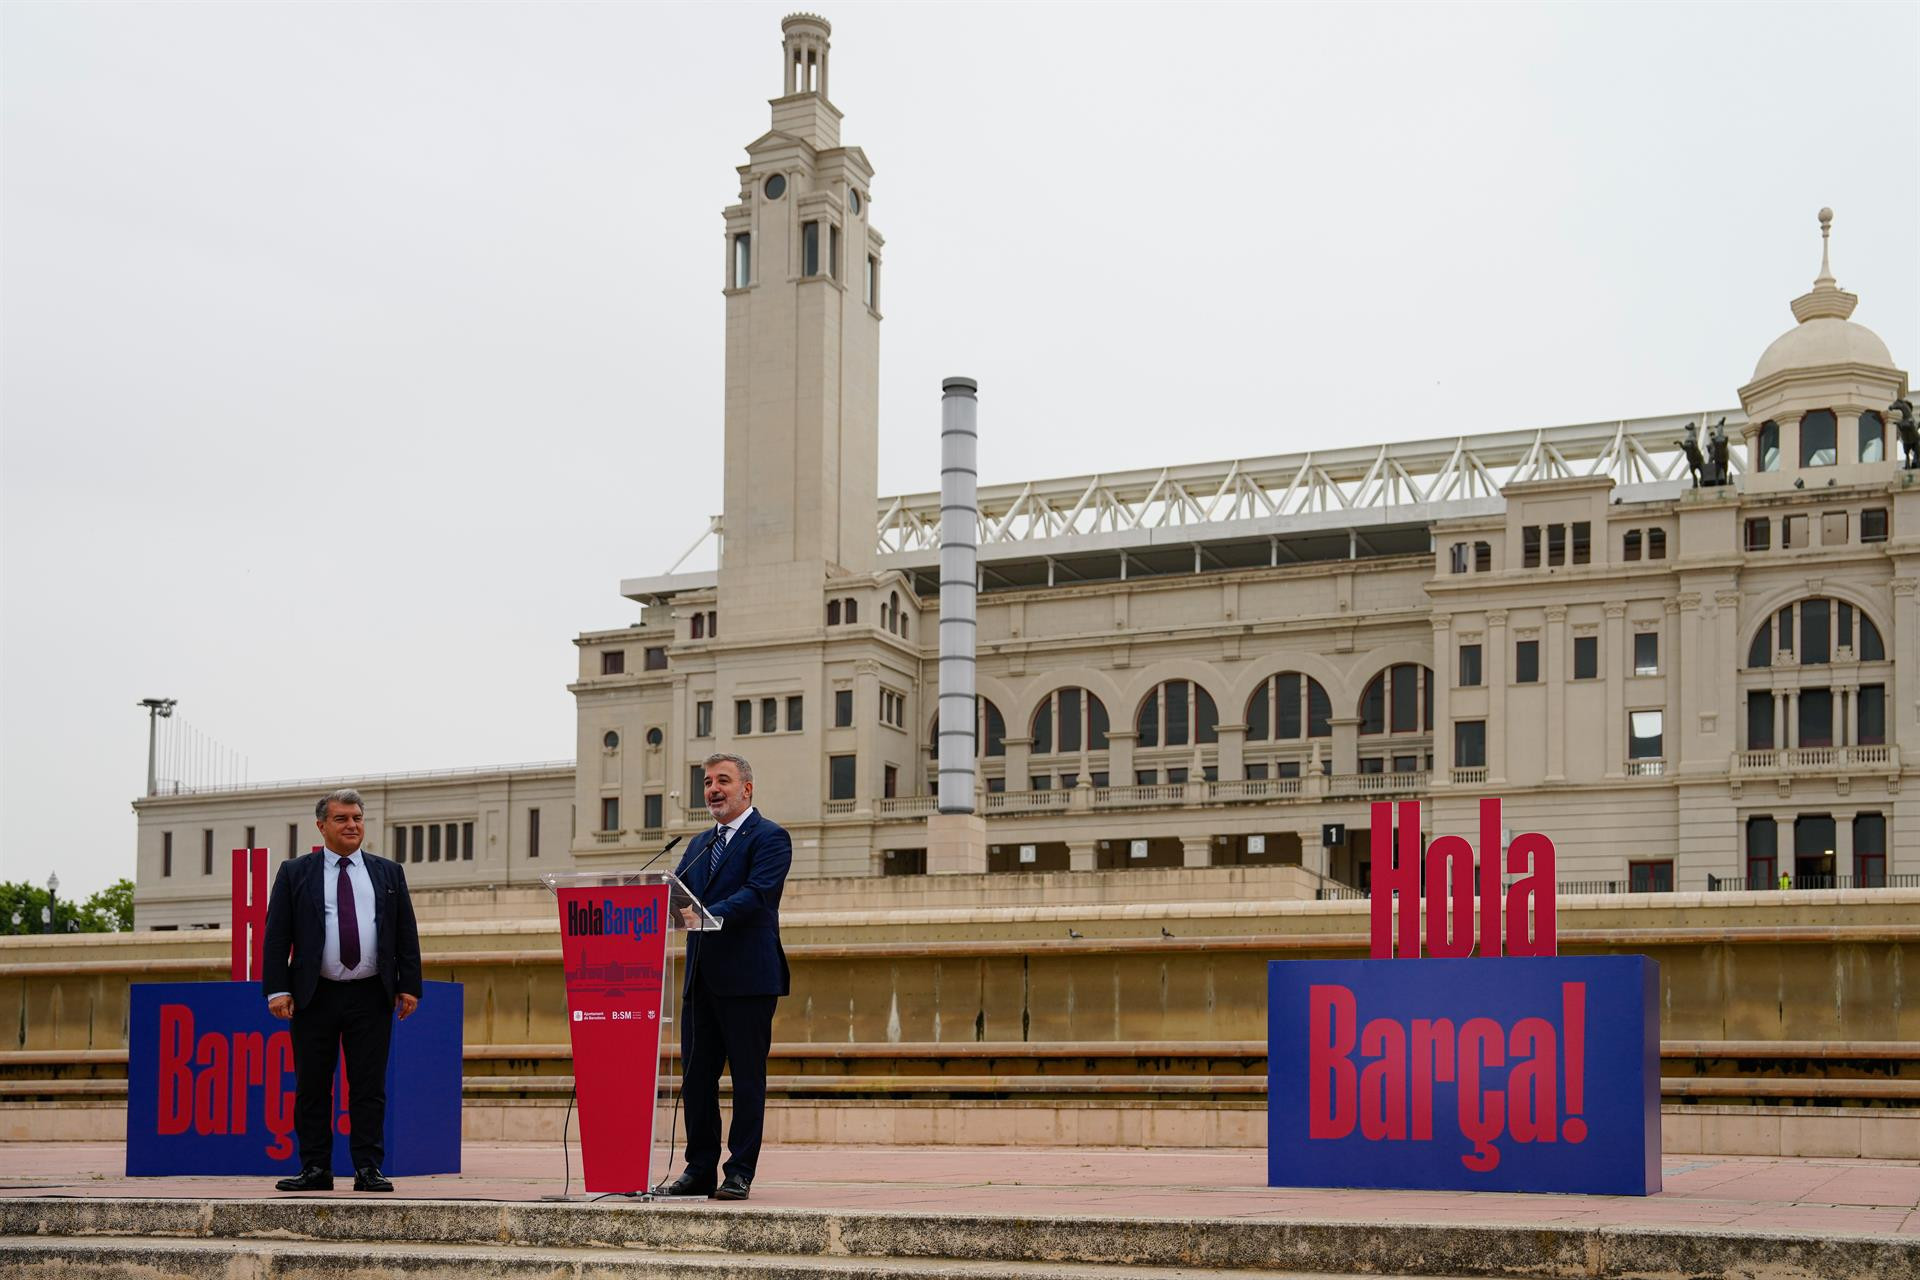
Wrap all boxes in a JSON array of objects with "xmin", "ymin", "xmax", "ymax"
[{"xmin": 718, "ymin": 13, "xmax": 883, "ymax": 637}]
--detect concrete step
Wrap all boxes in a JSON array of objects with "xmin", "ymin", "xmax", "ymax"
[{"xmin": 0, "ymin": 1198, "xmax": 1914, "ymax": 1280}]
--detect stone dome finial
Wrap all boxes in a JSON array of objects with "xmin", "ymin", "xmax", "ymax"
[{"xmin": 1790, "ymin": 206, "xmax": 1857, "ymax": 324}]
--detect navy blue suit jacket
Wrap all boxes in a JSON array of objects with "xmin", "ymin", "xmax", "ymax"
[
  {"xmin": 672, "ymin": 809, "xmax": 792, "ymax": 999},
  {"xmin": 262, "ymin": 850, "xmax": 423, "ymax": 1010}
]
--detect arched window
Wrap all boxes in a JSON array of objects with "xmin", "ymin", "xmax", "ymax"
[
  {"xmin": 889, "ymin": 591, "xmax": 901, "ymax": 635},
  {"xmin": 1245, "ymin": 672, "xmax": 1332, "ymax": 740},
  {"xmin": 1859, "ymin": 411, "xmax": 1886, "ymax": 463},
  {"xmin": 1800, "ymin": 409, "xmax": 1837, "ymax": 467},
  {"xmin": 1359, "ymin": 664, "xmax": 1433, "ymax": 735},
  {"xmin": 929, "ymin": 697, "xmax": 1006, "ymax": 758},
  {"xmin": 844, "ymin": 597, "xmax": 858, "ymax": 624},
  {"xmin": 899, "ymin": 612, "xmax": 909, "ymax": 639},
  {"xmin": 1747, "ymin": 597, "xmax": 1886, "ymax": 668},
  {"xmin": 826, "ymin": 599, "xmax": 841, "ymax": 626},
  {"xmin": 1758, "ymin": 421, "xmax": 1780, "ymax": 472},
  {"xmin": 1136, "ymin": 680, "xmax": 1219, "ymax": 748},
  {"xmin": 691, "ymin": 612, "xmax": 705, "ymax": 639},
  {"xmin": 1030, "ymin": 687, "xmax": 1110, "ymax": 755}
]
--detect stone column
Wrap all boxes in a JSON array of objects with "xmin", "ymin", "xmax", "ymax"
[
  {"xmin": 1181, "ymin": 835, "xmax": 1212, "ymax": 869},
  {"xmin": 1603, "ymin": 603, "xmax": 1626, "ymax": 778},
  {"xmin": 1674, "ymin": 593, "xmax": 1700, "ymax": 773},
  {"xmin": 1838, "ymin": 685, "xmax": 1854, "ymax": 748},
  {"xmin": 1776, "ymin": 815, "xmax": 1794, "ymax": 884},
  {"xmin": 1105, "ymin": 729, "xmax": 1136, "ymax": 785},
  {"xmin": 1544, "ymin": 606, "xmax": 1566, "ymax": 782},
  {"xmin": 1303, "ymin": 828, "xmax": 1330, "ymax": 880},
  {"xmin": 1715, "ymin": 589, "xmax": 1742, "ymax": 755},
  {"xmin": 1893, "ymin": 579, "xmax": 1918, "ymax": 744},
  {"xmin": 1330, "ymin": 716, "xmax": 1361, "ymax": 777},
  {"xmin": 1663, "ymin": 600, "xmax": 1682, "ymax": 772},
  {"xmin": 1216, "ymin": 722, "xmax": 1246, "ymax": 781},
  {"xmin": 1833, "ymin": 815, "xmax": 1853, "ymax": 881},
  {"xmin": 1487, "ymin": 609, "xmax": 1509, "ymax": 784},
  {"xmin": 1067, "ymin": 841, "xmax": 1096, "ymax": 872},
  {"xmin": 855, "ymin": 659, "xmax": 880, "ymax": 815},
  {"xmin": 1785, "ymin": 690, "xmax": 1798, "ymax": 750},
  {"xmin": 1431, "ymin": 617, "xmax": 1454, "ymax": 784},
  {"xmin": 1003, "ymin": 736, "xmax": 1033, "ymax": 793}
]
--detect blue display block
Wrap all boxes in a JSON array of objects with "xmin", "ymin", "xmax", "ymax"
[
  {"xmin": 126, "ymin": 980, "xmax": 462, "ymax": 1177},
  {"xmin": 1268, "ymin": 957, "xmax": 1660, "ymax": 1195}
]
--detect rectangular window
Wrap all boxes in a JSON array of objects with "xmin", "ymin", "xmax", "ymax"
[
  {"xmin": 643, "ymin": 794, "xmax": 663, "ymax": 830},
  {"xmin": 245, "ymin": 825, "xmax": 255, "ymax": 851},
  {"xmin": 462, "ymin": 821, "xmax": 474, "ymax": 860},
  {"xmin": 1474, "ymin": 541, "xmax": 1492, "ymax": 572},
  {"xmin": 1277, "ymin": 761, "xmax": 1302, "ymax": 779},
  {"xmin": 1798, "ymin": 688, "xmax": 1833, "ymax": 748},
  {"xmin": 1515, "ymin": 640, "xmax": 1539, "ymax": 683},
  {"xmin": 429, "ymin": 825, "xmax": 441, "ymax": 861},
  {"xmin": 411, "ymin": 826, "xmax": 423, "ymax": 862},
  {"xmin": 865, "ymin": 254, "xmax": 878, "ymax": 308},
  {"xmin": 1853, "ymin": 813, "xmax": 1886, "ymax": 886},
  {"xmin": 1547, "ymin": 524, "xmax": 1565, "ymax": 567},
  {"xmin": 1778, "ymin": 606, "xmax": 1794, "ymax": 653},
  {"xmin": 1744, "ymin": 518, "xmax": 1771, "ymax": 551},
  {"xmin": 600, "ymin": 797, "xmax": 619, "ymax": 832},
  {"xmin": 529, "ymin": 809, "xmax": 541, "ymax": 859},
  {"xmin": 1747, "ymin": 690, "xmax": 1775, "ymax": 750},
  {"xmin": 829, "ymin": 223, "xmax": 841, "ymax": 279},
  {"xmin": 1784, "ymin": 514, "xmax": 1809, "ymax": 549},
  {"xmin": 1571, "ymin": 522, "xmax": 1590, "ymax": 565},
  {"xmin": 1522, "ymin": 526, "xmax": 1541, "ymax": 568},
  {"xmin": 288, "ymin": 824, "xmax": 299, "ymax": 861},
  {"xmin": 1029, "ymin": 775, "xmax": 1052, "ymax": 791},
  {"xmin": 1458, "ymin": 643, "xmax": 1482, "ymax": 687},
  {"xmin": 643, "ymin": 646, "xmax": 668, "ymax": 671},
  {"xmin": 1800, "ymin": 409, "xmax": 1837, "ymax": 467},
  {"xmin": 601, "ymin": 650, "xmax": 625, "ymax": 676},
  {"xmin": 761, "ymin": 697, "xmax": 777, "ymax": 734},
  {"xmin": 203, "ymin": 830, "xmax": 213, "ymax": 875},
  {"xmin": 1821, "ymin": 511, "xmax": 1848, "ymax": 546},
  {"xmin": 1628, "ymin": 710, "xmax": 1663, "ymax": 759},
  {"xmin": 1573, "ymin": 635, "xmax": 1597, "ymax": 680},
  {"xmin": 1633, "ymin": 631, "xmax": 1658, "ymax": 675},
  {"xmin": 1166, "ymin": 767, "xmax": 1189, "ymax": 785},
  {"xmin": 1164, "ymin": 681, "xmax": 1189, "ymax": 747},
  {"xmin": 787, "ymin": 695, "xmax": 804, "ymax": 732},
  {"xmin": 163, "ymin": 832, "xmax": 173, "ymax": 877},
  {"xmin": 1802, "ymin": 598, "xmax": 1830, "ymax": 664},
  {"xmin": 695, "ymin": 700, "xmax": 713, "ymax": 738},
  {"xmin": 1623, "ymin": 529, "xmax": 1642, "ymax": 562},
  {"xmin": 732, "ymin": 232, "xmax": 750, "ymax": 288},
  {"xmin": 1454, "ymin": 720, "xmax": 1486, "ymax": 768},
  {"xmin": 1647, "ymin": 528, "xmax": 1667, "ymax": 560},
  {"xmin": 1861, "ymin": 507, "xmax": 1888, "ymax": 542},
  {"xmin": 1629, "ymin": 860, "xmax": 1673, "ymax": 893},
  {"xmin": 1839, "ymin": 601, "xmax": 1854, "ymax": 649},
  {"xmin": 1859, "ymin": 413, "xmax": 1886, "ymax": 463},
  {"xmin": 1392, "ymin": 754, "xmax": 1418, "ymax": 774},
  {"xmin": 803, "ymin": 221, "xmax": 820, "ymax": 276},
  {"xmin": 1135, "ymin": 769, "xmax": 1158, "ymax": 785},
  {"xmin": 1449, "ymin": 542, "xmax": 1468, "ymax": 574},
  {"xmin": 1359, "ymin": 757, "xmax": 1385, "ymax": 774},
  {"xmin": 883, "ymin": 765, "xmax": 897, "ymax": 799},
  {"xmin": 828, "ymin": 754, "xmax": 856, "ymax": 801},
  {"xmin": 1859, "ymin": 684, "xmax": 1885, "ymax": 746},
  {"xmin": 1389, "ymin": 666, "xmax": 1417, "ymax": 732},
  {"xmin": 691, "ymin": 765, "xmax": 706, "ymax": 804},
  {"xmin": 735, "ymin": 700, "xmax": 753, "ymax": 735},
  {"xmin": 834, "ymin": 689, "xmax": 853, "ymax": 727},
  {"xmin": 1245, "ymin": 762, "xmax": 1269, "ymax": 780},
  {"xmin": 1745, "ymin": 816, "xmax": 1778, "ymax": 889},
  {"xmin": 1277, "ymin": 673, "xmax": 1302, "ymax": 738}
]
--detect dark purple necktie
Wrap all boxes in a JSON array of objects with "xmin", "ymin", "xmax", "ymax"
[{"xmin": 336, "ymin": 858, "xmax": 361, "ymax": 970}]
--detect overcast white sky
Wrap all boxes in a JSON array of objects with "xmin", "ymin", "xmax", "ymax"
[{"xmin": 2, "ymin": 2, "xmax": 1915, "ymax": 899}]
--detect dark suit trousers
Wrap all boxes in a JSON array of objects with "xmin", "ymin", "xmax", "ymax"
[
  {"xmin": 680, "ymin": 969, "xmax": 776, "ymax": 1183},
  {"xmin": 290, "ymin": 976, "xmax": 393, "ymax": 1170}
]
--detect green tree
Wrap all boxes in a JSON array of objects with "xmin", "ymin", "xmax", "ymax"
[{"xmin": 0, "ymin": 878, "xmax": 134, "ymax": 933}]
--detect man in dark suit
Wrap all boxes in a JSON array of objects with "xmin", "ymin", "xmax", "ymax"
[
  {"xmin": 263, "ymin": 788, "xmax": 422, "ymax": 1192},
  {"xmin": 658, "ymin": 752, "xmax": 792, "ymax": 1201}
]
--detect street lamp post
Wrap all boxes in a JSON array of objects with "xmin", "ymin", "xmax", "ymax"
[
  {"xmin": 43, "ymin": 873, "xmax": 58, "ymax": 934},
  {"xmin": 138, "ymin": 698, "xmax": 177, "ymax": 797}
]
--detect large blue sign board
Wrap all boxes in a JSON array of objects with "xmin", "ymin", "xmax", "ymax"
[
  {"xmin": 1268, "ymin": 956, "xmax": 1660, "ymax": 1195},
  {"xmin": 126, "ymin": 980, "xmax": 463, "ymax": 1177}
]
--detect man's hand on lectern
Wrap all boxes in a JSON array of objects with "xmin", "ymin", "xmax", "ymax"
[{"xmin": 679, "ymin": 906, "xmax": 702, "ymax": 929}]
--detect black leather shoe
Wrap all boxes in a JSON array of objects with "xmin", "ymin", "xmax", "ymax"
[
  {"xmin": 656, "ymin": 1170, "xmax": 716, "ymax": 1197},
  {"xmin": 354, "ymin": 1166, "xmax": 394, "ymax": 1192},
  {"xmin": 711, "ymin": 1173, "xmax": 751, "ymax": 1201},
  {"xmin": 275, "ymin": 1165, "xmax": 334, "ymax": 1192}
]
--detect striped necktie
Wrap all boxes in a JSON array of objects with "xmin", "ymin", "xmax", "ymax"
[{"xmin": 707, "ymin": 824, "xmax": 733, "ymax": 875}]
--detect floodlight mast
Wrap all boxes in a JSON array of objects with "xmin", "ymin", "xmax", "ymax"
[{"xmin": 138, "ymin": 698, "xmax": 177, "ymax": 797}]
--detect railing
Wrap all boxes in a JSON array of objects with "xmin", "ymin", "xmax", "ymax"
[
  {"xmin": 1733, "ymin": 744, "xmax": 1895, "ymax": 773},
  {"xmin": 1206, "ymin": 777, "xmax": 1303, "ymax": 802},
  {"xmin": 1091, "ymin": 783, "xmax": 1187, "ymax": 807},
  {"xmin": 1450, "ymin": 766, "xmax": 1488, "ymax": 785},
  {"xmin": 823, "ymin": 799, "xmax": 856, "ymax": 816},
  {"xmin": 1329, "ymin": 770, "xmax": 1428, "ymax": 796},
  {"xmin": 1706, "ymin": 873, "xmax": 1919, "ymax": 892},
  {"xmin": 141, "ymin": 758, "xmax": 577, "ymax": 799},
  {"xmin": 592, "ymin": 830, "xmax": 622, "ymax": 844},
  {"xmin": 1625, "ymin": 759, "xmax": 1666, "ymax": 777},
  {"xmin": 982, "ymin": 789, "xmax": 1071, "ymax": 814},
  {"xmin": 876, "ymin": 795, "xmax": 939, "ymax": 818}
]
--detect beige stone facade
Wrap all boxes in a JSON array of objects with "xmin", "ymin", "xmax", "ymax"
[{"xmin": 129, "ymin": 22, "xmax": 1914, "ymax": 928}]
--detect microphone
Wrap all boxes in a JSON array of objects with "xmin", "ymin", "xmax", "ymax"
[{"xmin": 633, "ymin": 833, "xmax": 684, "ymax": 876}]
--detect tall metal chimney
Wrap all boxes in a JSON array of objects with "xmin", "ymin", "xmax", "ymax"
[{"xmin": 936, "ymin": 377, "xmax": 979, "ymax": 815}]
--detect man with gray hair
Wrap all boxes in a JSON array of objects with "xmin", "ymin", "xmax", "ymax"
[
  {"xmin": 262, "ymin": 788, "xmax": 422, "ymax": 1192},
  {"xmin": 657, "ymin": 752, "xmax": 792, "ymax": 1201}
]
